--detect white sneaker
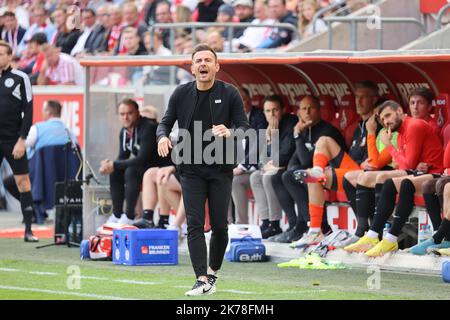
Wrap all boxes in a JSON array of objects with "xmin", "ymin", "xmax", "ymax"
[
  {"xmin": 105, "ymin": 214, "xmax": 119, "ymax": 224},
  {"xmin": 118, "ymin": 213, "xmax": 134, "ymax": 225},
  {"xmin": 333, "ymin": 234, "xmax": 360, "ymax": 248},
  {"xmin": 167, "ymin": 224, "xmax": 180, "ymax": 232},
  {"xmin": 289, "ymin": 231, "xmax": 324, "ymax": 249},
  {"xmin": 181, "ymin": 223, "xmax": 188, "ymax": 236},
  {"xmin": 185, "ymin": 279, "xmax": 216, "ymax": 296}
]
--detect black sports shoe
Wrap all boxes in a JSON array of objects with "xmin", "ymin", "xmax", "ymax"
[
  {"xmin": 156, "ymin": 221, "xmax": 168, "ymax": 229},
  {"xmin": 262, "ymin": 226, "xmax": 282, "ymax": 239},
  {"xmin": 260, "ymin": 222, "xmax": 270, "ymax": 234},
  {"xmin": 185, "ymin": 279, "xmax": 216, "ymax": 296},
  {"xmin": 271, "ymin": 228, "xmax": 305, "ymax": 243},
  {"xmin": 133, "ymin": 218, "xmax": 155, "ymax": 229}
]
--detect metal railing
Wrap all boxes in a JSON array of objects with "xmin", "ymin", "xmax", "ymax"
[
  {"xmin": 312, "ymin": 0, "xmax": 383, "ymax": 34},
  {"xmin": 323, "ymin": 16, "xmax": 426, "ymax": 50},
  {"xmin": 149, "ymin": 22, "xmax": 300, "ymax": 53},
  {"xmin": 437, "ymin": 3, "xmax": 450, "ymax": 30},
  {"xmin": 312, "ymin": 0, "xmax": 346, "ymax": 34}
]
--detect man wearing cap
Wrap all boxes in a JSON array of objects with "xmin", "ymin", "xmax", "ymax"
[
  {"xmin": 216, "ymin": 4, "xmax": 235, "ymax": 39},
  {"xmin": 233, "ymin": 0, "xmax": 254, "ymax": 38}
]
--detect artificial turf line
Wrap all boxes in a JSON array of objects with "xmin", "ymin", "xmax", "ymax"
[{"xmin": 0, "ymin": 285, "xmax": 134, "ymax": 300}]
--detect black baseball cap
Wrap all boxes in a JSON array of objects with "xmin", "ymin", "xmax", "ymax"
[{"xmin": 26, "ymin": 32, "xmax": 48, "ymax": 45}]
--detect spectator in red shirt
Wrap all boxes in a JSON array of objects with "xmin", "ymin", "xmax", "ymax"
[
  {"xmin": 106, "ymin": 4, "xmax": 124, "ymax": 54},
  {"xmin": 17, "ymin": 32, "xmax": 47, "ymax": 84},
  {"xmin": 114, "ymin": 2, "xmax": 148, "ymax": 55}
]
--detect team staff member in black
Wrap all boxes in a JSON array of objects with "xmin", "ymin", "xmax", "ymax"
[
  {"xmin": 157, "ymin": 44, "xmax": 250, "ymax": 296},
  {"xmin": 99, "ymin": 98, "xmax": 158, "ymax": 225},
  {"xmin": 0, "ymin": 41, "xmax": 37, "ymax": 242},
  {"xmin": 270, "ymin": 95, "xmax": 347, "ymax": 243}
]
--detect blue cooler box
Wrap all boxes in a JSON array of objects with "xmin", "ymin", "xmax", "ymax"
[
  {"xmin": 443, "ymin": 260, "xmax": 450, "ymax": 283},
  {"xmin": 113, "ymin": 229, "xmax": 178, "ymax": 266}
]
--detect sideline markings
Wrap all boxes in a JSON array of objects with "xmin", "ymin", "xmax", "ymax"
[
  {"xmin": 0, "ymin": 285, "xmax": 134, "ymax": 300},
  {"xmin": 0, "ymin": 267, "xmax": 163, "ymax": 287},
  {"xmin": 0, "ymin": 268, "xmax": 325, "ymax": 297}
]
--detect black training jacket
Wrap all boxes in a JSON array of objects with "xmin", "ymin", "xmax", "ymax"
[
  {"xmin": 0, "ymin": 66, "xmax": 33, "ymax": 142},
  {"xmin": 157, "ymin": 79, "xmax": 250, "ymax": 170},
  {"xmin": 113, "ymin": 117, "xmax": 158, "ymax": 170}
]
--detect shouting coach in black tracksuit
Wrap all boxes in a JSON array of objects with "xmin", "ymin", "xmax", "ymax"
[{"xmin": 157, "ymin": 44, "xmax": 250, "ymax": 296}]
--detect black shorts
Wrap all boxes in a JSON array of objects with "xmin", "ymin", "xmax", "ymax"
[{"xmin": 0, "ymin": 142, "xmax": 29, "ymax": 175}]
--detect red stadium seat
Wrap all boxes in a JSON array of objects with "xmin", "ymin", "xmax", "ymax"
[
  {"xmin": 336, "ymin": 191, "xmax": 349, "ymax": 202},
  {"xmin": 318, "ymin": 95, "xmax": 337, "ymax": 123},
  {"xmin": 324, "ymin": 190, "xmax": 348, "ymax": 203},
  {"xmin": 324, "ymin": 190, "xmax": 337, "ymax": 202},
  {"xmin": 432, "ymin": 93, "xmax": 450, "ymax": 129},
  {"xmin": 420, "ymin": 0, "xmax": 448, "ymax": 13},
  {"xmin": 414, "ymin": 195, "xmax": 426, "ymax": 207},
  {"xmin": 442, "ymin": 124, "xmax": 450, "ymax": 147},
  {"xmin": 330, "ymin": 96, "xmax": 360, "ymax": 148}
]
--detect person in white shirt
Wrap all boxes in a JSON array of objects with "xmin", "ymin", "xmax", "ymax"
[
  {"xmin": 37, "ymin": 44, "xmax": 85, "ymax": 86},
  {"xmin": 71, "ymin": 9, "xmax": 98, "ymax": 57},
  {"xmin": 234, "ymin": 0, "xmax": 275, "ymax": 52},
  {"xmin": 142, "ymin": 30, "xmax": 172, "ymax": 85}
]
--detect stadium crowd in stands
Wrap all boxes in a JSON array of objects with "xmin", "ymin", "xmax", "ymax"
[{"xmin": 0, "ymin": 0, "xmax": 374, "ymax": 86}]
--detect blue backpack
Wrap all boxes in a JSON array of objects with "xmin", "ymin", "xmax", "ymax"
[{"xmin": 225, "ymin": 236, "xmax": 267, "ymax": 262}]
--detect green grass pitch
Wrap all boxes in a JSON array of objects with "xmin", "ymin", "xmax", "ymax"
[{"xmin": 0, "ymin": 239, "xmax": 449, "ymax": 300}]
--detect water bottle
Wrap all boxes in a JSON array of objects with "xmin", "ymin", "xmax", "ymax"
[
  {"xmin": 75, "ymin": 219, "xmax": 82, "ymax": 243},
  {"xmin": 424, "ymin": 225, "xmax": 432, "ymax": 242},
  {"xmin": 383, "ymin": 223, "xmax": 390, "ymax": 238},
  {"xmin": 418, "ymin": 225, "xmax": 432, "ymax": 243},
  {"xmin": 68, "ymin": 221, "xmax": 74, "ymax": 243}
]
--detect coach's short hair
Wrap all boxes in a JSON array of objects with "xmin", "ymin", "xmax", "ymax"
[
  {"xmin": 191, "ymin": 43, "xmax": 217, "ymax": 61},
  {"xmin": 45, "ymin": 100, "xmax": 62, "ymax": 117},
  {"xmin": 378, "ymin": 100, "xmax": 402, "ymax": 114},
  {"xmin": 119, "ymin": 98, "xmax": 140, "ymax": 111},
  {"xmin": 301, "ymin": 95, "xmax": 321, "ymax": 109},
  {"xmin": 355, "ymin": 80, "xmax": 379, "ymax": 97},
  {"xmin": 263, "ymin": 95, "xmax": 285, "ymax": 110}
]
